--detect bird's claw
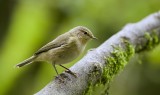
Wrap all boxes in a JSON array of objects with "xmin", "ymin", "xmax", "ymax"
[{"xmin": 65, "ymin": 70, "xmax": 77, "ymax": 78}]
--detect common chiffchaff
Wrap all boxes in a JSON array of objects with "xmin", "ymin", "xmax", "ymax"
[{"xmin": 16, "ymin": 26, "xmax": 96, "ymax": 76}]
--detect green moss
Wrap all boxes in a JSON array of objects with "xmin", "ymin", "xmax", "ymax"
[
  {"xmin": 136, "ymin": 31, "xmax": 159, "ymax": 52},
  {"xmin": 101, "ymin": 39, "xmax": 135, "ymax": 85},
  {"xmin": 144, "ymin": 31, "xmax": 159, "ymax": 50},
  {"xmin": 84, "ymin": 39, "xmax": 135, "ymax": 95},
  {"xmin": 84, "ymin": 63, "xmax": 102, "ymax": 95},
  {"xmin": 84, "ymin": 82, "xmax": 93, "ymax": 95},
  {"xmin": 100, "ymin": 39, "xmax": 135, "ymax": 94}
]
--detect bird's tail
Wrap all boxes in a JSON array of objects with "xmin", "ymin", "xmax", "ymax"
[{"xmin": 16, "ymin": 56, "xmax": 37, "ymax": 67}]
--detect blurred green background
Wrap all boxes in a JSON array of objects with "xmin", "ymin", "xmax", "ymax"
[{"xmin": 0, "ymin": 0, "xmax": 160, "ymax": 95}]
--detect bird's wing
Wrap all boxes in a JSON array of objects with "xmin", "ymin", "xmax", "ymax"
[{"xmin": 34, "ymin": 33, "xmax": 70, "ymax": 55}]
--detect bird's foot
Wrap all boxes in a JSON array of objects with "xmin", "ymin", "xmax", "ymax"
[
  {"xmin": 65, "ymin": 70, "xmax": 77, "ymax": 78},
  {"xmin": 55, "ymin": 74, "xmax": 65, "ymax": 83}
]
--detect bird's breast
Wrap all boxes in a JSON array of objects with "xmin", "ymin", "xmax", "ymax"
[{"xmin": 54, "ymin": 41, "xmax": 83, "ymax": 64}]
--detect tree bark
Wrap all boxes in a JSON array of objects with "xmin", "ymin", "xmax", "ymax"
[{"xmin": 35, "ymin": 11, "xmax": 160, "ymax": 95}]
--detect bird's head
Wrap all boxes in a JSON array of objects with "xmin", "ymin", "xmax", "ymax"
[{"xmin": 70, "ymin": 26, "xmax": 97, "ymax": 43}]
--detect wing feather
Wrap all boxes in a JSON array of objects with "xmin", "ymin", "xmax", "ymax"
[{"xmin": 34, "ymin": 33, "xmax": 69, "ymax": 55}]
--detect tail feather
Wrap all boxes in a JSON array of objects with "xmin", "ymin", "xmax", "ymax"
[{"xmin": 16, "ymin": 56, "xmax": 36, "ymax": 67}]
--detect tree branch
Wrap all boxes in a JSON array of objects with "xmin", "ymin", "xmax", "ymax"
[{"xmin": 35, "ymin": 11, "xmax": 160, "ymax": 95}]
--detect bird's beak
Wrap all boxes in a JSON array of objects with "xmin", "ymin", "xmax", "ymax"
[{"xmin": 92, "ymin": 36, "xmax": 98, "ymax": 40}]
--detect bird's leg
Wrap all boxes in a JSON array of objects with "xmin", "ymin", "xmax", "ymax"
[
  {"xmin": 59, "ymin": 64, "xmax": 77, "ymax": 78},
  {"xmin": 52, "ymin": 63, "xmax": 65, "ymax": 82},
  {"xmin": 52, "ymin": 63, "xmax": 59, "ymax": 76}
]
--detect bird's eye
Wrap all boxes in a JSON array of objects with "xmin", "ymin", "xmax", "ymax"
[{"xmin": 84, "ymin": 32, "xmax": 87, "ymax": 34}]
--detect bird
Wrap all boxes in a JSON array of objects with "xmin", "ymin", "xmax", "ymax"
[{"xmin": 16, "ymin": 26, "xmax": 97, "ymax": 77}]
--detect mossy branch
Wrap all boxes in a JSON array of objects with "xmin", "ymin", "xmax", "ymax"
[{"xmin": 35, "ymin": 11, "xmax": 160, "ymax": 95}]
